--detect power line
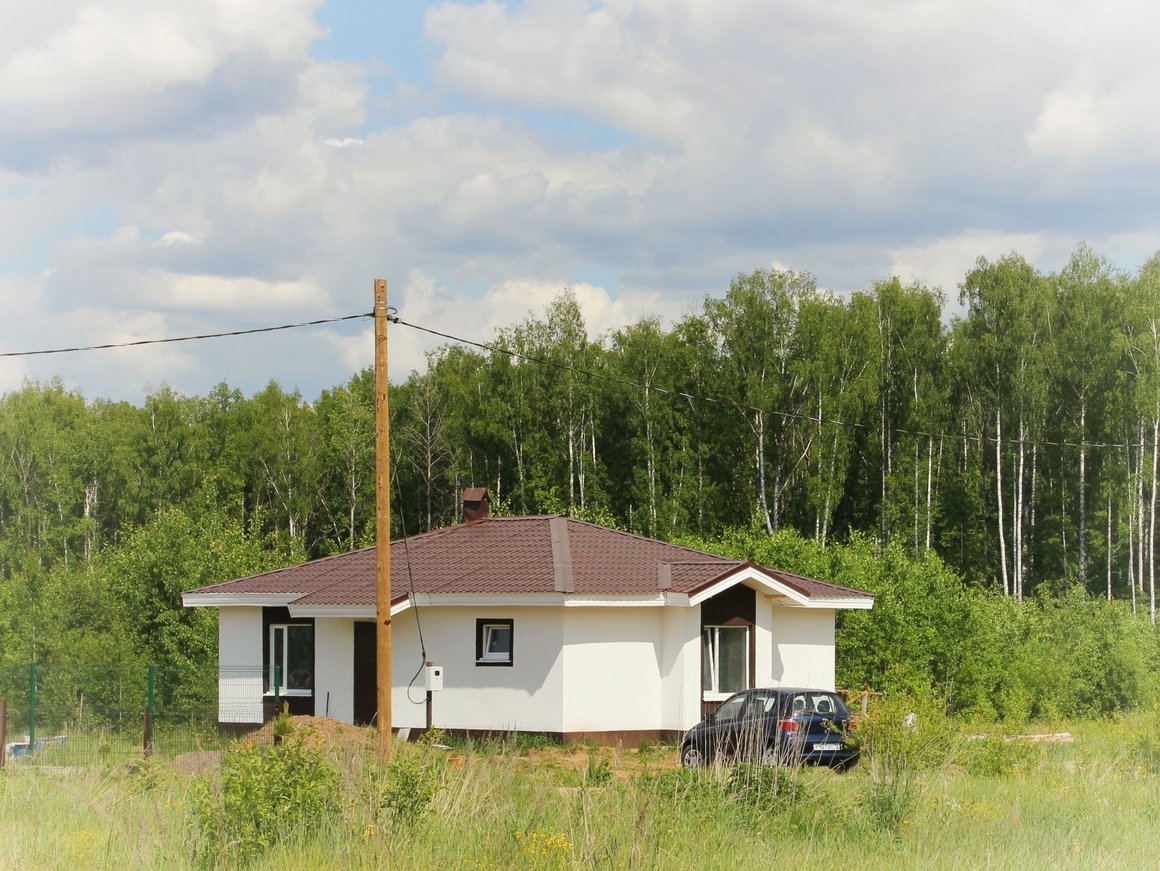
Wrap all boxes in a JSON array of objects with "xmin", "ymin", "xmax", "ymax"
[
  {"xmin": 0, "ymin": 303, "xmax": 1142, "ymax": 454},
  {"xmin": 0, "ymin": 312, "xmax": 373, "ymax": 358}
]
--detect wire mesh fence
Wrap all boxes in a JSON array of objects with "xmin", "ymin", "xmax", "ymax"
[{"xmin": 0, "ymin": 663, "xmax": 271, "ymax": 768}]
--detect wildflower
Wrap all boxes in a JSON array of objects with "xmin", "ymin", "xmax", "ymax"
[{"xmin": 362, "ymin": 823, "xmax": 378, "ymax": 840}]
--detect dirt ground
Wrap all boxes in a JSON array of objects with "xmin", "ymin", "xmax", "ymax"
[{"xmin": 173, "ymin": 716, "xmax": 679, "ymax": 777}]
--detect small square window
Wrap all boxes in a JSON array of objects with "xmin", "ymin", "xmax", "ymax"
[{"xmin": 476, "ymin": 618, "xmax": 513, "ymax": 666}]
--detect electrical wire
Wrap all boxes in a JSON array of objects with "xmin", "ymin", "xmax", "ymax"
[
  {"xmin": 0, "ymin": 312, "xmax": 373, "ymax": 358},
  {"xmin": 0, "ymin": 302, "xmax": 1144, "ymax": 454},
  {"xmin": 393, "ymin": 456, "xmax": 430, "ymax": 706}
]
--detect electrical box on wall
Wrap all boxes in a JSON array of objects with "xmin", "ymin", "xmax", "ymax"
[{"xmin": 424, "ymin": 664, "xmax": 444, "ymax": 691}]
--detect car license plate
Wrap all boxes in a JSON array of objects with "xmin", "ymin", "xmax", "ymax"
[{"xmin": 813, "ymin": 742, "xmax": 841, "ymax": 751}]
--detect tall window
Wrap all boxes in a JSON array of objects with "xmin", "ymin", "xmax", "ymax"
[
  {"xmin": 703, "ymin": 625, "xmax": 748, "ymax": 695},
  {"xmin": 476, "ymin": 618, "xmax": 514, "ymax": 666},
  {"xmin": 269, "ymin": 624, "xmax": 314, "ymax": 694}
]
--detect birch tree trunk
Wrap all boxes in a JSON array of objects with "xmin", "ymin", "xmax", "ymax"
[
  {"xmin": 1078, "ymin": 402, "xmax": 1088, "ymax": 586},
  {"xmin": 756, "ymin": 411, "xmax": 773, "ymax": 535},
  {"xmin": 996, "ymin": 405, "xmax": 1010, "ymax": 596},
  {"xmin": 1015, "ymin": 416, "xmax": 1025, "ymax": 601},
  {"xmin": 1106, "ymin": 496, "xmax": 1113, "ymax": 601},
  {"xmin": 1150, "ymin": 414, "xmax": 1158, "ymax": 624},
  {"xmin": 925, "ymin": 436, "xmax": 934, "ymax": 551}
]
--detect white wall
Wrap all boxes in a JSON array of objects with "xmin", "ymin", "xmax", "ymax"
[
  {"xmin": 219, "ymin": 597, "xmax": 841, "ymax": 731},
  {"xmin": 770, "ymin": 605, "xmax": 836, "ymax": 690},
  {"xmin": 754, "ymin": 592, "xmax": 774, "ymax": 686},
  {"xmin": 218, "ymin": 607, "xmax": 263, "ymax": 723},
  {"xmin": 313, "ymin": 618, "xmax": 353, "ymax": 722},
  {"xmin": 390, "ymin": 606, "xmax": 565, "ymax": 732},
  {"xmin": 660, "ymin": 605, "xmax": 702, "ymax": 731},
  {"xmin": 561, "ymin": 608, "xmax": 666, "ymax": 733}
]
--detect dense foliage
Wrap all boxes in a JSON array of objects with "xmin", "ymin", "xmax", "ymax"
[{"xmin": 3, "ymin": 244, "xmax": 1160, "ymax": 719}]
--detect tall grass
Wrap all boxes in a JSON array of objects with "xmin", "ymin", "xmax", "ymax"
[{"xmin": 4, "ymin": 714, "xmax": 1160, "ymax": 869}]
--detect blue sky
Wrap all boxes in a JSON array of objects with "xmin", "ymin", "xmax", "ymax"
[{"xmin": 2, "ymin": 0, "xmax": 1158, "ymax": 401}]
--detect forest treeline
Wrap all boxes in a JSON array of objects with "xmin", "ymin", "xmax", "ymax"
[
  {"xmin": 3, "ymin": 243, "xmax": 1160, "ymax": 716},
  {"xmin": 5, "ymin": 245, "xmax": 1160, "ymax": 600}
]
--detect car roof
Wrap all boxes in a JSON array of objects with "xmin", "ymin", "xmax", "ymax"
[{"xmin": 742, "ymin": 687, "xmax": 840, "ymax": 695}]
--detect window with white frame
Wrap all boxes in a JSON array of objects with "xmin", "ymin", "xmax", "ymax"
[
  {"xmin": 476, "ymin": 618, "xmax": 513, "ymax": 666},
  {"xmin": 702, "ymin": 625, "xmax": 748, "ymax": 696},
  {"xmin": 268, "ymin": 623, "xmax": 314, "ymax": 695}
]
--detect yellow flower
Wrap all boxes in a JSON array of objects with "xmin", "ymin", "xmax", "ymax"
[{"xmin": 362, "ymin": 823, "xmax": 378, "ymax": 840}]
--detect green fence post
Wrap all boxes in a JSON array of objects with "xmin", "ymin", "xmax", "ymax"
[
  {"xmin": 1, "ymin": 698, "xmax": 8, "ymax": 770},
  {"xmin": 28, "ymin": 663, "xmax": 36, "ymax": 756},
  {"xmin": 273, "ymin": 665, "xmax": 281, "ymax": 717}
]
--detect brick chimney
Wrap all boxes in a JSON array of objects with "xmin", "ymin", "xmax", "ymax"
[{"xmin": 463, "ymin": 488, "xmax": 490, "ymax": 523}]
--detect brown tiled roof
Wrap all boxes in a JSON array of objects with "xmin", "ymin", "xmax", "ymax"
[{"xmin": 185, "ymin": 516, "xmax": 871, "ymax": 606}]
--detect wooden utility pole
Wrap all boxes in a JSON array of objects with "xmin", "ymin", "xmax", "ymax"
[{"xmin": 374, "ymin": 278, "xmax": 392, "ymax": 764}]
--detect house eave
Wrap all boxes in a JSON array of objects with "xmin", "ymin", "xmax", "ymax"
[
  {"xmin": 181, "ymin": 593, "xmax": 301, "ymax": 608},
  {"xmin": 292, "ymin": 592, "xmax": 697, "ymax": 614},
  {"xmin": 288, "ymin": 605, "xmax": 378, "ymax": 619},
  {"xmin": 770, "ymin": 595, "xmax": 876, "ymax": 610},
  {"xmin": 407, "ymin": 593, "xmax": 686, "ymax": 608},
  {"xmin": 688, "ymin": 566, "xmax": 810, "ymax": 607},
  {"xmin": 687, "ymin": 565, "xmax": 873, "ymax": 610}
]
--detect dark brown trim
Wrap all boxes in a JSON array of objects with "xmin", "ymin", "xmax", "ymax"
[
  {"xmin": 261, "ymin": 607, "xmax": 315, "ymax": 715},
  {"xmin": 699, "ymin": 584, "xmax": 757, "ymax": 716},
  {"xmin": 404, "ymin": 727, "xmax": 683, "ymax": 747},
  {"xmin": 213, "ymin": 721, "xmax": 687, "ymax": 749}
]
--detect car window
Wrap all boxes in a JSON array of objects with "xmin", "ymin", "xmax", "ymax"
[
  {"xmin": 805, "ymin": 693, "xmax": 850, "ymax": 716},
  {"xmin": 780, "ymin": 692, "xmax": 850, "ymax": 717},
  {"xmin": 714, "ymin": 694, "xmax": 748, "ymax": 723}
]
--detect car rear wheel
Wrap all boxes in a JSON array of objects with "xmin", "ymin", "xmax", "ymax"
[
  {"xmin": 830, "ymin": 755, "xmax": 859, "ymax": 772},
  {"xmin": 680, "ymin": 743, "xmax": 706, "ymax": 769}
]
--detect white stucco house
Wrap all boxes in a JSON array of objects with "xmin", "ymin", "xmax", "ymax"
[{"xmin": 183, "ymin": 489, "xmax": 873, "ymax": 741}]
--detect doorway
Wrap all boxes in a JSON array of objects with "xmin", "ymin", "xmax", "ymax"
[{"xmin": 353, "ymin": 622, "xmax": 377, "ymax": 725}]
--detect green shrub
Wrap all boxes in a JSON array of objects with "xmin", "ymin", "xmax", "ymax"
[
  {"xmin": 584, "ymin": 750, "xmax": 613, "ymax": 786},
  {"xmin": 959, "ymin": 736, "xmax": 1042, "ymax": 778},
  {"xmin": 270, "ymin": 704, "xmax": 294, "ymax": 745},
  {"xmin": 374, "ymin": 749, "xmax": 445, "ymax": 826},
  {"xmin": 725, "ymin": 763, "xmax": 801, "ymax": 816},
  {"xmin": 857, "ymin": 689, "xmax": 957, "ymax": 832},
  {"xmin": 190, "ymin": 738, "xmax": 340, "ymax": 867}
]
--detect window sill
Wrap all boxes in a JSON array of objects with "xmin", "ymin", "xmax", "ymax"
[
  {"xmin": 702, "ymin": 691, "xmax": 739, "ymax": 702},
  {"xmin": 475, "ymin": 659, "xmax": 513, "ymax": 667},
  {"xmin": 264, "ymin": 690, "xmax": 312, "ymax": 698}
]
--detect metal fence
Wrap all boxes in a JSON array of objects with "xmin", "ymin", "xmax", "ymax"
[{"xmin": 0, "ymin": 663, "xmax": 273, "ymax": 768}]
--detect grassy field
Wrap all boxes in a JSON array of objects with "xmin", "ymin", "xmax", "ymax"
[{"xmin": 3, "ymin": 714, "xmax": 1159, "ymax": 870}]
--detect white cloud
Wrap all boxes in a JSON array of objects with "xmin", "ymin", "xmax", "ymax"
[
  {"xmin": 0, "ymin": 1, "xmax": 321, "ymax": 105},
  {"xmin": 158, "ymin": 231, "xmax": 204, "ymax": 248},
  {"xmin": 7, "ymin": 0, "xmax": 1160, "ymax": 402},
  {"xmin": 0, "ymin": 0, "xmax": 325, "ymax": 168},
  {"xmin": 162, "ymin": 273, "xmax": 328, "ymax": 312},
  {"xmin": 889, "ymin": 231, "xmax": 1049, "ymax": 300}
]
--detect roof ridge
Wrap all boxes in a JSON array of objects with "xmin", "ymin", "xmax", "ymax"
[{"xmin": 562, "ymin": 516, "xmax": 738, "ymax": 560}]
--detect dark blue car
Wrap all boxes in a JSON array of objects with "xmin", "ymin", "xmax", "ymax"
[{"xmin": 680, "ymin": 687, "xmax": 859, "ymax": 770}]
